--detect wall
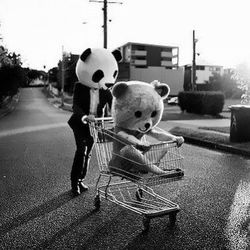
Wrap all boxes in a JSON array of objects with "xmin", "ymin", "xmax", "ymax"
[{"xmin": 130, "ymin": 66, "xmax": 184, "ymax": 95}]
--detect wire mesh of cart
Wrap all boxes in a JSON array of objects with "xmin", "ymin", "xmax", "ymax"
[{"xmin": 89, "ymin": 117, "xmax": 184, "ymax": 230}]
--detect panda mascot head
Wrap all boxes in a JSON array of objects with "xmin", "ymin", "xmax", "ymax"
[{"xmin": 76, "ymin": 48, "xmax": 122, "ymax": 90}]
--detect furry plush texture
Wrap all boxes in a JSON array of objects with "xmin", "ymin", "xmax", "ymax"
[
  {"xmin": 76, "ymin": 48, "xmax": 122, "ymax": 90},
  {"xmin": 112, "ymin": 80, "xmax": 169, "ymax": 132},
  {"xmin": 110, "ymin": 80, "xmax": 181, "ymax": 175}
]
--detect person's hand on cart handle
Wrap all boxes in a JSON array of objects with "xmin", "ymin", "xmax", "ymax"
[
  {"xmin": 81, "ymin": 114, "xmax": 96, "ymax": 124},
  {"xmin": 173, "ymin": 136, "xmax": 184, "ymax": 147}
]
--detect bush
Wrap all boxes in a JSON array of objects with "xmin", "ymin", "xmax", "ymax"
[
  {"xmin": 0, "ymin": 65, "xmax": 25, "ymax": 98},
  {"xmin": 178, "ymin": 91, "xmax": 225, "ymax": 115}
]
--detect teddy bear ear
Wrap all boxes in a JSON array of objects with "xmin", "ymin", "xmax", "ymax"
[
  {"xmin": 151, "ymin": 80, "xmax": 170, "ymax": 99},
  {"xmin": 112, "ymin": 49, "xmax": 122, "ymax": 62},
  {"xmin": 112, "ymin": 82, "xmax": 128, "ymax": 98},
  {"xmin": 80, "ymin": 48, "xmax": 91, "ymax": 62}
]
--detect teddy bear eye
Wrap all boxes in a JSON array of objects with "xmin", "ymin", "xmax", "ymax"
[
  {"xmin": 151, "ymin": 111, "xmax": 157, "ymax": 117},
  {"xmin": 135, "ymin": 111, "xmax": 142, "ymax": 118}
]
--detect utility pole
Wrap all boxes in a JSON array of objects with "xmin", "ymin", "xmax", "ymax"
[
  {"xmin": 61, "ymin": 45, "xmax": 65, "ymax": 107},
  {"xmin": 103, "ymin": 0, "xmax": 108, "ymax": 48},
  {"xmin": 90, "ymin": 0, "xmax": 122, "ymax": 48},
  {"xmin": 192, "ymin": 30, "xmax": 197, "ymax": 91}
]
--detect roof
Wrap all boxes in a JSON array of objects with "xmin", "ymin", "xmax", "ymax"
[
  {"xmin": 184, "ymin": 64, "xmax": 223, "ymax": 68},
  {"xmin": 118, "ymin": 41, "xmax": 179, "ymax": 50}
]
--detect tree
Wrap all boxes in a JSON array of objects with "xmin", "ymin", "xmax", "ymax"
[
  {"xmin": 8, "ymin": 52, "xmax": 22, "ymax": 66},
  {"xmin": 208, "ymin": 71, "xmax": 243, "ymax": 99},
  {"xmin": 0, "ymin": 46, "xmax": 12, "ymax": 66},
  {"xmin": 48, "ymin": 67, "xmax": 58, "ymax": 83},
  {"xmin": 0, "ymin": 65, "xmax": 24, "ymax": 98},
  {"xmin": 57, "ymin": 53, "xmax": 78, "ymax": 94}
]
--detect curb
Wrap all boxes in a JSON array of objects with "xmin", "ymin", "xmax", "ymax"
[{"xmin": 182, "ymin": 135, "xmax": 250, "ymax": 158}]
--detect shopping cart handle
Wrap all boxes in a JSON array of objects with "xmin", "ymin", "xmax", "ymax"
[
  {"xmin": 93, "ymin": 117, "xmax": 113, "ymax": 122},
  {"xmin": 150, "ymin": 140, "xmax": 178, "ymax": 147},
  {"xmin": 85, "ymin": 117, "xmax": 113, "ymax": 124}
]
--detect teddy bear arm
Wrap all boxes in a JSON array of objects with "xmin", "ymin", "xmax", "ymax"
[
  {"xmin": 149, "ymin": 129, "xmax": 177, "ymax": 142},
  {"xmin": 117, "ymin": 131, "xmax": 143, "ymax": 147}
]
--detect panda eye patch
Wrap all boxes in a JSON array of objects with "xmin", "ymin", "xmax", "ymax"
[
  {"xmin": 135, "ymin": 111, "xmax": 142, "ymax": 118},
  {"xmin": 151, "ymin": 111, "xmax": 157, "ymax": 117},
  {"xmin": 92, "ymin": 70, "xmax": 104, "ymax": 83},
  {"xmin": 113, "ymin": 70, "xmax": 118, "ymax": 78}
]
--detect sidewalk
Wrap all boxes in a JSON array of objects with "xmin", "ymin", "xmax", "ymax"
[{"xmin": 160, "ymin": 111, "xmax": 250, "ymax": 158}]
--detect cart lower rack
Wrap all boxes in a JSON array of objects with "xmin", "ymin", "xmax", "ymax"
[{"xmin": 89, "ymin": 117, "xmax": 184, "ymax": 230}]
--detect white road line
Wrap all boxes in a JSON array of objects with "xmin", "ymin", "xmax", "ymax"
[{"xmin": 0, "ymin": 122, "xmax": 68, "ymax": 138}]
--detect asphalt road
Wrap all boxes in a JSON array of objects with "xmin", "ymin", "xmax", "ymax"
[{"xmin": 0, "ymin": 88, "xmax": 250, "ymax": 250}]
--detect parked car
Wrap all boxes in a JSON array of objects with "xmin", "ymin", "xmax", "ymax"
[{"xmin": 168, "ymin": 96, "xmax": 178, "ymax": 105}]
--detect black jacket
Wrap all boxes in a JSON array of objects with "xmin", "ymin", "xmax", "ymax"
[{"xmin": 68, "ymin": 82, "xmax": 112, "ymax": 132}]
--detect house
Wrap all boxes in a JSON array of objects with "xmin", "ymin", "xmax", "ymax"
[
  {"xmin": 184, "ymin": 64, "xmax": 224, "ymax": 90},
  {"xmin": 116, "ymin": 42, "xmax": 184, "ymax": 96}
]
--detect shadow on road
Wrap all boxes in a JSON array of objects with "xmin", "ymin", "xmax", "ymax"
[
  {"xmin": 36, "ymin": 209, "xmax": 99, "ymax": 249},
  {"xmin": 0, "ymin": 191, "xmax": 74, "ymax": 237}
]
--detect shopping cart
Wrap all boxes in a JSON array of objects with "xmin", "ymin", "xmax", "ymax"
[{"xmin": 89, "ymin": 117, "xmax": 184, "ymax": 230}]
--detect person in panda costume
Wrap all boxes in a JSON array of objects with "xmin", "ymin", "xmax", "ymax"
[{"xmin": 68, "ymin": 48, "xmax": 122, "ymax": 196}]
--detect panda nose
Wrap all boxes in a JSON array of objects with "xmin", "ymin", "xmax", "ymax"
[
  {"xmin": 145, "ymin": 123, "xmax": 150, "ymax": 130},
  {"xmin": 105, "ymin": 83, "xmax": 113, "ymax": 88}
]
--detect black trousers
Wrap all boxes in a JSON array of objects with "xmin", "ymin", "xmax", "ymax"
[{"xmin": 70, "ymin": 126, "xmax": 94, "ymax": 182}]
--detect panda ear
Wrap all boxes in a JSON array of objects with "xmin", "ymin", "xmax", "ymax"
[
  {"xmin": 80, "ymin": 48, "xmax": 91, "ymax": 62},
  {"xmin": 112, "ymin": 49, "xmax": 122, "ymax": 62},
  {"xmin": 112, "ymin": 82, "xmax": 128, "ymax": 98},
  {"xmin": 151, "ymin": 80, "xmax": 170, "ymax": 99}
]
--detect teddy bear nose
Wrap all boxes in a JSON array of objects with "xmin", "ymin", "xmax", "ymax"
[{"xmin": 145, "ymin": 123, "xmax": 150, "ymax": 130}]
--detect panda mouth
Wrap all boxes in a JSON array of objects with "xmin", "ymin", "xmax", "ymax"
[{"xmin": 105, "ymin": 83, "xmax": 113, "ymax": 88}]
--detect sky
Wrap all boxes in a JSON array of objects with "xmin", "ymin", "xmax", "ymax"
[{"xmin": 0, "ymin": 0, "xmax": 250, "ymax": 71}]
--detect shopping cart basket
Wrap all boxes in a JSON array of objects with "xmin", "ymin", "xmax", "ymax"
[{"xmin": 89, "ymin": 117, "xmax": 184, "ymax": 230}]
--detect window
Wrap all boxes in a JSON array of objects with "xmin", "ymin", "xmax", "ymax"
[
  {"xmin": 162, "ymin": 48, "xmax": 172, "ymax": 52},
  {"xmin": 162, "ymin": 57, "xmax": 172, "ymax": 61},
  {"xmin": 196, "ymin": 65, "xmax": 205, "ymax": 70}
]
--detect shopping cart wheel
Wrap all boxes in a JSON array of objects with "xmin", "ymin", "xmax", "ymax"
[
  {"xmin": 143, "ymin": 217, "xmax": 150, "ymax": 231},
  {"xmin": 135, "ymin": 188, "xmax": 143, "ymax": 201},
  {"xmin": 169, "ymin": 212, "xmax": 177, "ymax": 227},
  {"xmin": 94, "ymin": 194, "xmax": 101, "ymax": 210}
]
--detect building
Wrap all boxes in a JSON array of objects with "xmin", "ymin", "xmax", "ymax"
[
  {"xmin": 116, "ymin": 42, "xmax": 184, "ymax": 96},
  {"xmin": 184, "ymin": 64, "xmax": 224, "ymax": 89}
]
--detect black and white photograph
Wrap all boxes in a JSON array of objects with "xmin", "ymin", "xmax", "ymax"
[{"xmin": 0, "ymin": 0, "xmax": 250, "ymax": 249}]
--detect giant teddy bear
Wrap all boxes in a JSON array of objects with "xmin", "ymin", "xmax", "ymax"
[
  {"xmin": 109, "ymin": 80, "xmax": 184, "ymax": 176},
  {"xmin": 68, "ymin": 47, "xmax": 122, "ymax": 196}
]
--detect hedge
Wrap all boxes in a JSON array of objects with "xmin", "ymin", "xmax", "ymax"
[{"xmin": 178, "ymin": 91, "xmax": 225, "ymax": 115}]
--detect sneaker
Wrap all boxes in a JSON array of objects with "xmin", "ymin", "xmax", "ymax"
[{"xmin": 78, "ymin": 180, "xmax": 89, "ymax": 192}]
